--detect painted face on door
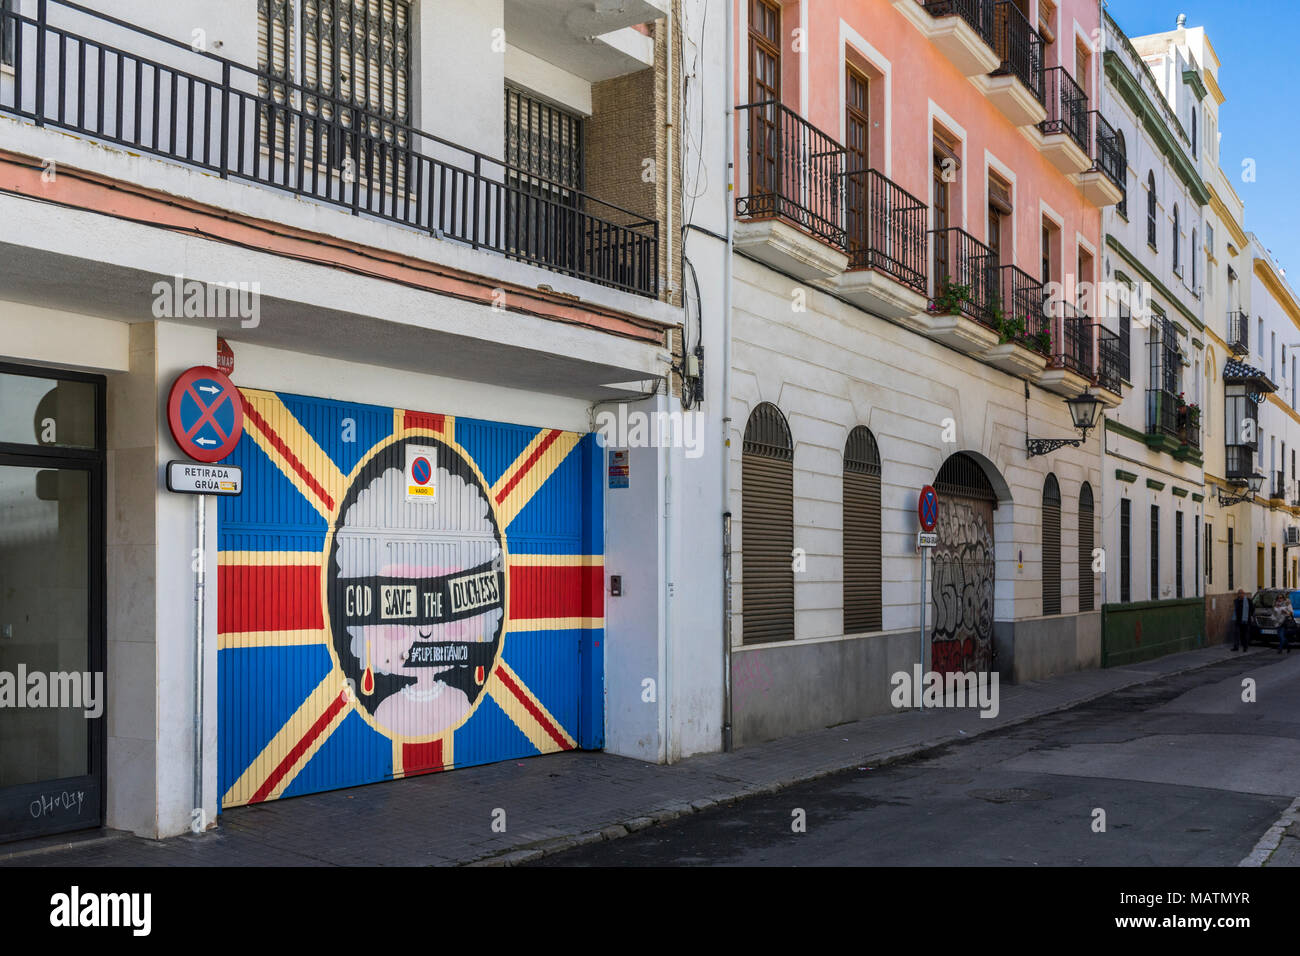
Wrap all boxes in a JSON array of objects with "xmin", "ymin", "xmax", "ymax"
[{"xmin": 327, "ymin": 437, "xmax": 505, "ymax": 741}]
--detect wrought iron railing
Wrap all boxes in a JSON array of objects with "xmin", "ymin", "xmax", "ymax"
[
  {"xmin": 930, "ymin": 227, "xmax": 996, "ymax": 328},
  {"xmin": 1225, "ymin": 444, "xmax": 1254, "ymax": 480},
  {"xmin": 844, "ymin": 168, "xmax": 928, "ymax": 294},
  {"xmin": 1228, "ymin": 310, "xmax": 1250, "ymax": 355},
  {"xmin": 0, "ymin": 0, "xmax": 659, "ymax": 297},
  {"xmin": 1090, "ymin": 111, "xmax": 1124, "ymax": 190},
  {"xmin": 993, "ymin": 264, "xmax": 1050, "ymax": 353},
  {"xmin": 1273, "ymin": 471, "xmax": 1287, "ymax": 500},
  {"xmin": 1040, "ymin": 66, "xmax": 1089, "ymax": 154},
  {"xmin": 922, "ymin": 0, "xmax": 996, "ymax": 49},
  {"xmin": 1147, "ymin": 388, "xmax": 1180, "ymax": 438},
  {"xmin": 1096, "ymin": 325, "xmax": 1123, "ymax": 394},
  {"xmin": 1048, "ymin": 299, "xmax": 1095, "ymax": 377},
  {"xmin": 991, "ymin": 1, "xmax": 1043, "ymax": 102},
  {"xmin": 737, "ymin": 101, "xmax": 847, "ymax": 249}
]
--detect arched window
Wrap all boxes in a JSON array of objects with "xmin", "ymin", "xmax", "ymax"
[
  {"xmin": 1116, "ymin": 129, "xmax": 1128, "ymax": 218},
  {"xmin": 1147, "ymin": 171, "xmax": 1157, "ymax": 248},
  {"xmin": 742, "ymin": 402, "xmax": 793, "ymax": 644},
  {"xmin": 843, "ymin": 427, "xmax": 882, "ymax": 633},
  {"xmin": 1173, "ymin": 205, "xmax": 1181, "ymax": 274},
  {"xmin": 1079, "ymin": 482, "xmax": 1095, "ymax": 611},
  {"xmin": 1043, "ymin": 473, "xmax": 1062, "ymax": 615}
]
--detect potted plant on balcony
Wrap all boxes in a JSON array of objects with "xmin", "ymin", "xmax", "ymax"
[{"xmin": 930, "ymin": 278, "xmax": 972, "ymax": 316}]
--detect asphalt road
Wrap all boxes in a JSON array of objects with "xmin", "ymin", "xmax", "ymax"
[{"xmin": 532, "ymin": 649, "xmax": 1300, "ymax": 866}]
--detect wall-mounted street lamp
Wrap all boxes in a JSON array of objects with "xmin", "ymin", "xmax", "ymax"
[
  {"xmin": 1026, "ymin": 394, "xmax": 1105, "ymax": 458},
  {"xmin": 1217, "ymin": 473, "xmax": 1264, "ymax": 507}
]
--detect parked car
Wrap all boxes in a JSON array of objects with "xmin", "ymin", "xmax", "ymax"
[{"xmin": 1249, "ymin": 589, "xmax": 1300, "ymax": 646}]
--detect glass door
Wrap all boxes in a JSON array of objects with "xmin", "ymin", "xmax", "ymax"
[{"xmin": 0, "ymin": 365, "xmax": 104, "ymax": 842}]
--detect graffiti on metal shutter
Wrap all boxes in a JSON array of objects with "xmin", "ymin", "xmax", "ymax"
[{"xmin": 217, "ymin": 390, "xmax": 603, "ymax": 808}]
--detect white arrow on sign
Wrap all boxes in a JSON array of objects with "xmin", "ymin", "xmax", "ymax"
[
  {"xmin": 198, "ymin": 385, "xmax": 221, "ymax": 394},
  {"xmin": 195, "ymin": 437, "xmax": 216, "ymax": 446}
]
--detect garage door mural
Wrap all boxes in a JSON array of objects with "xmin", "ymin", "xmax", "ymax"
[{"xmin": 217, "ymin": 389, "xmax": 603, "ymax": 808}]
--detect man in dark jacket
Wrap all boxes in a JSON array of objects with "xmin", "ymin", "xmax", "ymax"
[{"xmin": 1232, "ymin": 589, "xmax": 1251, "ymax": 652}]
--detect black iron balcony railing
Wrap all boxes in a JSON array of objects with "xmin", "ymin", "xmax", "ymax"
[
  {"xmin": 737, "ymin": 101, "xmax": 847, "ymax": 249},
  {"xmin": 930, "ymin": 226, "xmax": 996, "ymax": 327},
  {"xmin": 1273, "ymin": 471, "xmax": 1286, "ymax": 500},
  {"xmin": 844, "ymin": 168, "xmax": 928, "ymax": 295},
  {"xmin": 922, "ymin": 0, "xmax": 996, "ymax": 49},
  {"xmin": 0, "ymin": 0, "xmax": 659, "ymax": 297},
  {"xmin": 1226, "ymin": 445, "xmax": 1254, "ymax": 481},
  {"xmin": 1040, "ymin": 66, "xmax": 1089, "ymax": 154},
  {"xmin": 991, "ymin": 1, "xmax": 1044, "ymax": 102},
  {"xmin": 1090, "ymin": 111, "xmax": 1124, "ymax": 190},
  {"xmin": 1228, "ymin": 310, "xmax": 1250, "ymax": 355},
  {"xmin": 1147, "ymin": 388, "xmax": 1180, "ymax": 438},
  {"xmin": 1177, "ymin": 403, "xmax": 1201, "ymax": 448},
  {"xmin": 1048, "ymin": 300, "xmax": 1095, "ymax": 377},
  {"xmin": 1096, "ymin": 325, "xmax": 1123, "ymax": 394},
  {"xmin": 994, "ymin": 264, "xmax": 1051, "ymax": 353}
]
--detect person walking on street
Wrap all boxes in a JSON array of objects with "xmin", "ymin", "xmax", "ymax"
[{"xmin": 1232, "ymin": 589, "xmax": 1251, "ymax": 652}]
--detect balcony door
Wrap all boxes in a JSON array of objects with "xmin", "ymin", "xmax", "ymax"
[
  {"xmin": 932, "ymin": 140, "xmax": 956, "ymax": 287},
  {"xmin": 845, "ymin": 65, "xmax": 871, "ymax": 264},
  {"xmin": 748, "ymin": 0, "xmax": 782, "ymax": 202}
]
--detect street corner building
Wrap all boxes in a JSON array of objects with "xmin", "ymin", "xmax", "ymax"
[{"xmin": 0, "ymin": 0, "xmax": 724, "ymax": 843}]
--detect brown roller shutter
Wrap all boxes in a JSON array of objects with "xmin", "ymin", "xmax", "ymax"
[
  {"xmin": 844, "ymin": 427, "xmax": 882, "ymax": 633},
  {"xmin": 742, "ymin": 404, "xmax": 794, "ymax": 645},
  {"xmin": 1043, "ymin": 474, "xmax": 1061, "ymax": 615},
  {"xmin": 1079, "ymin": 482, "xmax": 1094, "ymax": 611}
]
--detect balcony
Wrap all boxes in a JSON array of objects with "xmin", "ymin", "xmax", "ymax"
[
  {"xmin": 1093, "ymin": 325, "xmax": 1124, "ymax": 406},
  {"xmin": 1037, "ymin": 300, "xmax": 1095, "ymax": 396},
  {"xmin": 504, "ymin": 0, "xmax": 666, "ymax": 83},
  {"xmin": 1077, "ymin": 111, "xmax": 1125, "ymax": 207},
  {"xmin": 1176, "ymin": 402, "xmax": 1202, "ymax": 456},
  {"xmin": 979, "ymin": 264, "xmax": 1051, "ymax": 376},
  {"xmin": 0, "ymin": 0, "xmax": 660, "ymax": 298},
  {"xmin": 1271, "ymin": 471, "xmax": 1286, "ymax": 504},
  {"xmin": 1146, "ymin": 388, "xmax": 1181, "ymax": 446},
  {"xmin": 833, "ymin": 169, "xmax": 929, "ymax": 318},
  {"xmin": 893, "ymin": 0, "xmax": 1000, "ymax": 79},
  {"xmin": 1031, "ymin": 66, "xmax": 1091, "ymax": 175},
  {"xmin": 735, "ymin": 101, "xmax": 849, "ymax": 280},
  {"xmin": 973, "ymin": 1, "xmax": 1046, "ymax": 127},
  {"xmin": 913, "ymin": 227, "xmax": 999, "ymax": 354},
  {"xmin": 1228, "ymin": 310, "xmax": 1250, "ymax": 356},
  {"xmin": 1225, "ymin": 444, "xmax": 1256, "ymax": 482}
]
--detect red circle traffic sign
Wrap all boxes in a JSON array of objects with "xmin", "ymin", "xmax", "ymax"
[
  {"xmin": 167, "ymin": 366, "xmax": 244, "ymax": 463},
  {"xmin": 918, "ymin": 485, "xmax": 938, "ymax": 532}
]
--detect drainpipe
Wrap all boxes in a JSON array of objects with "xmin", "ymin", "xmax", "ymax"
[
  {"xmin": 664, "ymin": 3, "xmax": 675, "ymax": 301},
  {"xmin": 663, "ymin": 437, "xmax": 673, "ymax": 763},
  {"xmin": 722, "ymin": 0, "xmax": 735, "ymax": 753}
]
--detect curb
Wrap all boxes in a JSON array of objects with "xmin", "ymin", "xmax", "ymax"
[
  {"xmin": 1239, "ymin": 795, "xmax": 1300, "ymax": 866},
  {"xmin": 463, "ymin": 647, "xmax": 1245, "ymax": 866}
]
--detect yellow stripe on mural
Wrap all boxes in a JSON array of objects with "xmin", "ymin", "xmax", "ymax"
[
  {"xmin": 490, "ymin": 429, "xmax": 581, "ymax": 528},
  {"xmin": 218, "ymin": 629, "xmax": 329, "ymax": 650},
  {"xmin": 486, "ymin": 659, "xmax": 577, "ymax": 754},
  {"xmin": 240, "ymin": 389, "xmax": 348, "ymax": 522}
]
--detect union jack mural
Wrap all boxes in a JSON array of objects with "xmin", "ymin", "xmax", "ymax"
[{"xmin": 217, "ymin": 389, "xmax": 603, "ymax": 808}]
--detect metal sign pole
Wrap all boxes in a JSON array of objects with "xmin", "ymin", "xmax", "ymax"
[
  {"xmin": 918, "ymin": 544, "xmax": 926, "ymax": 711},
  {"xmin": 193, "ymin": 492, "xmax": 206, "ymax": 832}
]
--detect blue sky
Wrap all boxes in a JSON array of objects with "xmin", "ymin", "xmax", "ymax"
[{"xmin": 1108, "ymin": 1, "xmax": 1299, "ymax": 276}]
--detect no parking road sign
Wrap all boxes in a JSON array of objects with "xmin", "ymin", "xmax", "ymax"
[{"xmin": 167, "ymin": 365, "xmax": 244, "ymax": 463}]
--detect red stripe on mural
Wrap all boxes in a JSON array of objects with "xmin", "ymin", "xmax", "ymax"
[
  {"xmin": 495, "ymin": 667, "xmax": 573, "ymax": 751},
  {"xmin": 400, "ymin": 740, "xmax": 444, "ymax": 777},
  {"xmin": 403, "ymin": 411, "xmax": 445, "ymax": 433},
  {"xmin": 219, "ymin": 564, "xmax": 323, "ymax": 633},
  {"xmin": 494, "ymin": 430, "xmax": 561, "ymax": 504},
  {"xmin": 509, "ymin": 564, "xmax": 603, "ymax": 620},
  {"xmin": 249, "ymin": 690, "xmax": 349, "ymax": 804},
  {"xmin": 242, "ymin": 400, "xmax": 336, "ymax": 511}
]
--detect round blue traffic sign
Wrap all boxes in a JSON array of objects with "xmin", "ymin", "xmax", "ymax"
[
  {"xmin": 167, "ymin": 366, "xmax": 243, "ymax": 463},
  {"xmin": 411, "ymin": 456, "xmax": 432, "ymax": 486},
  {"xmin": 918, "ymin": 485, "xmax": 939, "ymax": 533}
]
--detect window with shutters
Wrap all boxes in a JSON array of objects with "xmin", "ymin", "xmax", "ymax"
[
  {"xmin": 1147, "ymin": 171, "xmax": 1157, "ymax": 249},
  {"xmin": 257, "ymin": 0, "xmax": 412, "ymax": 174},
  {"xmin": 1194, "ymin": 515, "xmax": 1200, "ymax": 596},
  {"xmin": 1205, "ymin": 519, "xmax": 1212, "ymax": 586},
  {"xmin": 1120, "ymin": 497, "xmax": 1131, "ymax": 603},
  {"xmin": 742, "ymin": 403, "xmax": 794, "ymax": 645},
  {"xmin": 1079, "ymin": 482, "xmax": 1094, "ymax": 611},
  {"xmin": 843, "ymin": 427, "xmax": 882, "ymax": 634},
  {"xmin": 1175, "ymin": 510, "xmax": 1184, "ymax": 598},
  {"xmin": 1042, "ymin": 474, "xmax": 1061, "ymax": 615},
  {"xmin": 1150, "ymin": 505, "xmax": 1159, "ymax": 599},
  {"xmin": 1115, "ymin": 129, "xmax": 1128, "ymax": 218}
]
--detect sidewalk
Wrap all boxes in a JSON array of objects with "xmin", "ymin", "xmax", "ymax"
[{"xmin": 0, "ymin": 643, "xmax": 1249, "ymax": 867}]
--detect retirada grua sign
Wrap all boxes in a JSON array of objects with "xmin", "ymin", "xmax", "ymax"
[{"xmin": 166, "ymin": 460, "xmax": 243, "ymax": 496}]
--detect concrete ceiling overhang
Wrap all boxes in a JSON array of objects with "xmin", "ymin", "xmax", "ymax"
[
  {"xmin": 505, "ymin": 0, "xmax": 665, "ymax": 81},
  {"xmin": 0, "ymin": 242, "xmax": 665, "ymax": 402}
]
